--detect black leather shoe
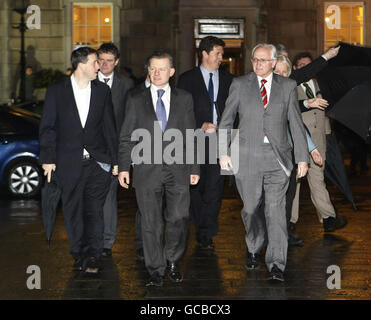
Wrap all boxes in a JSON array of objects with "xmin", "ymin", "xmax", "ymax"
[
  {"xmin": 288, "ymin": 222, "xmax": 304, "ymax": 246},
  {"xmin": 245, "ymin": 252, "xmax": 260, "ymax": 269},
  {"xmin": 84, "ymin": 257, "xmax": 100, "ymax": 274},
  {"xmin": 269, "ymin": 264, "xmax": 284, "ymax": 282},
  {"xmin": 102, "ymin": 248, "xmax": 112, "ymax": 257},
  {"xmin": 323, "ymin": 216, "xmax": 347, "ymax": 232},
  {"xmin": 73, "ymin": 258, "xmax": 83, "ymax": 271},
  {"xmin": 167, "ymin": 262, "xmax": 183, "ymax": 283},
  {"xmin": 136, "ymin": 248, "xmax": 145, "ymax": 261},
  {"xmin": 146, "ymin": 272, "xmax": 164, "ymax": 287}
]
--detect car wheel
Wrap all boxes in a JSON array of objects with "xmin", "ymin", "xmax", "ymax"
[{"xmin": 6, "ymin": 159, "xmax": 42, "ymax": 198}]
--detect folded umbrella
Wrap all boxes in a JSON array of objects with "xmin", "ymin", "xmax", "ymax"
[
  {"xmin": 41, "ymin": 171, "xmax": 62, "ymax": 247},
  {"xmin": 324, "ymin": 134, "xmax": 357, "ymax": 210}
]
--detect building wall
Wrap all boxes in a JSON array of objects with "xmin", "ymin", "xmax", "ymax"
[
  {"xmin": 178, "ymin": 0, "xmax": 261, "ymax": 75},
  {"xmin": 3, "ymin": 0, "xmax": 64, "ymax": 103},
  {"xmin": 120, "ymin": 0, "xmax": 179, "ymax": 80}
]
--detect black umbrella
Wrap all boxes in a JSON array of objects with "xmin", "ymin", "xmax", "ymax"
[
  {"xmin": 317, "ymin": 42, "xmax": 371, "ymax": 109},
  {"xmin": 326, "ymin": 84, "xmax": 371, "ymax": 141},
  {"xmin": 41, "ymin": 171, "xmax": 62, "ymax": 247},
  {"xmin": 324, "ymin": 134, "xmax": 357, "ymax": 210}
]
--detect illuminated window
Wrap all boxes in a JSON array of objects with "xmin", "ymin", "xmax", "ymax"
[
  {"xmin": 324, "ymin": 2, "xmax": 364, "ymax": 49},
  {"xmin": 73, "ymin": 4, "xmax": 113, "ymax": 49}
]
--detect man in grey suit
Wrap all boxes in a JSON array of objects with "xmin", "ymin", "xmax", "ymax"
[
  {"xmin": 97, "ymin": 42, "xmax": 134, "ymax": 257},
  {"xmin": 219, "ymin": 43, "xmax": 309, "ymax": 281},
  {"xmin": 118, "ymin": 50, "xmax": 200, "ymax": 287}
]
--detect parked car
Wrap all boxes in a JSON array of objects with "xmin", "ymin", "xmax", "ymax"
[{"xmin": 0, "ymin": 107, "xmax": 42, "ymax": 198}]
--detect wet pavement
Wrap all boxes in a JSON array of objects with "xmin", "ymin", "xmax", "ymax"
[{"xmin": 0, "ymin": 154, "xmax": 370, "ymax": 300}]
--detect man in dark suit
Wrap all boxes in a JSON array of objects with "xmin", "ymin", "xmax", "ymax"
[
  {"xmin": 118, "ymin": 50, "xmax": 200, "ymax": 287},
  {"xmin": 39, "ymin": 47, "xmax": 118, "ymax": 273},
  {"xmin": 97, "ymin": 42, "xmax": 134, "ymax": 257},
  {"xmin": 219, "ymin": 43, "xmax": 309, "ymax": 281},
  {"xmin": 178, "ymin": 36, "xmax": 234, "ymax": 250}
]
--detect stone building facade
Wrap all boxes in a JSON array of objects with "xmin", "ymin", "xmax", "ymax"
[{"xmin": 1, "ymin": 0, "xmax": 370, "ymax": 104}]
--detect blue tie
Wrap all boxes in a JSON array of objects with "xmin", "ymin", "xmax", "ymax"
[
  {"xmin": 208, "ymin": 73, "xmax": 217, "ymax": 125},
  {"xmin": 156, "ymin": 89, "xmax": 167, "ymax": 132}
]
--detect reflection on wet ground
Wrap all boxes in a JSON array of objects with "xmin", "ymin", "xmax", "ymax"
[{"xmin": 0, "ymin": 157, "xmax": 370, "ymax": 300}]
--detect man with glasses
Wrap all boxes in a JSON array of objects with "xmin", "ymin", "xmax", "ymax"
[
  {"xmin": 97, "ymin": 42, "xmax": 134, "ymax": 257},
  {"xmin": 219, "ymin": 43, "xmax": 309, "ymax": 281}
]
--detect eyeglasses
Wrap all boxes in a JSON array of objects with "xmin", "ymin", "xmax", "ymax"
[{"xmin": 251, "ymin": 58, "xmax": 274, "ymax": 64}]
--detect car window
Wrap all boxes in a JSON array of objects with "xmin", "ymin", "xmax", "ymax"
[{"xmin": 0, "ymin": 118, "xmax": 16, "ymax": 134}]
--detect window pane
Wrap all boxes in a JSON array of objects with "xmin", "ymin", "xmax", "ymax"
[
  {"xmin": 73, "ymin": 26, "xmax": 85, "ymax": 45},
  {"xmin": 339, "ymin": 6, "xmax": 350, "ymax": 25},
  {"xmin": 352, "ymin": 6, "xmax": 363, "ymax": 25},
  {"xmin": 87, "ymin": 7, "xmax": 98, "ymax": 25},
  {"xmin": 100, "ymin": 6, "xmax": 112, "ymax": 25},
  {"xmin": 87, "ymin": 26, "xmax": 99, "ymax": 46},
  {"xmin": 73, "ymin": 6, "xmax": 85, "ymax": 25},
  {"xmin": 101, "ymin": 26, "xmax": 112, "ymax": 43},
  {"xmin": 351, "ymin": 26, "xmax": 363, "ymax": 45},
  {"xmin": 338, "ymin": 25, "xmax": 350, "ymax": 42}
]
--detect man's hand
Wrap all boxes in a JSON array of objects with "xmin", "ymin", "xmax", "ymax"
[
  {"xmin": 112, "ymin": 165, "xmax": 118, "ymax": 176},
  {"xmin": 323, "ymin": 46, "xmax": 340, "ymax": 60},
  {"xmin": 190, "ymin": 175, "xmax": 200, "ymax": 185},
  {"xmin": 201, "ymin": 122, "xmax": 218, "ymax": 133},
  {"xmin": 118, "ymin": 171, "xmax": 130, "ymax": 189},
  {"xmin": 296, "ymin": 162, "xmax": 308, "ymax": 179},
  {"xmin": 219, "ymin": 155, "xmax": 233, "ymax": 171},
  {"xmin": 311, "ymin": 148, "xmax": 323, "ymax": 166},
  {"xmin": 306, "ymin": 98, "xmax": 329, "ymax": 110},
  {"xmin": 42, "ymin": 164, "xmax": 56, "ymax": 183}
]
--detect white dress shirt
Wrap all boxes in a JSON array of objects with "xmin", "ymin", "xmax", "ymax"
[
  {"xmin": 98, "ymin": 71, "xmax": 113, "ymax": 88},
  {"xmin": 257, "ymin": 72, "xmax": 273, "ymax": 143},
  {"xmin": 150, "ymin": 83, "xmax": 171, "ymax": 120},
  {"xmin": 200, "ymin": 65, "xmax": 219, "ymax": 125}
]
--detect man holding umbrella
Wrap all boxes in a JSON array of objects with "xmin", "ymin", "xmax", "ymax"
[
  {"xmin": 39, "ymin": 47, "xmax": 118, "ymax": 273},
  {"xmin": 291, "ymin": 52, "xmax": 347, "ymax": 233}
]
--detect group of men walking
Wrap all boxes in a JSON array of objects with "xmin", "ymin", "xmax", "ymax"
[{"xmin": 39, "ymin": 37, "xmax": 347, "ymax": 285}]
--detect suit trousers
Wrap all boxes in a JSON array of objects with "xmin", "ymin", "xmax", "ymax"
[
  {"xmin": 236, "ymin": 144, "xmax": 290, "ymax": 272},
  {"xmin": 190, "ymin": 163, "xmax": 225, "ymax": 241},
  {"xmin": 102, "ymin": 176, "xmax": 118, "ymax": 249},
  {"xmin": 291, "ymin": 157, "xmax": 336, "ymax": 223},
  {"xmin": 135, "ymin": 166, "xmax": 190, "ymax": 276},
  {"xmin": 134, "ymin": 209, "xmax": 142, "ymax": 250},
  {"xmin": 61, "ymin": 159, "xmax": 111, "ymax": 260}
]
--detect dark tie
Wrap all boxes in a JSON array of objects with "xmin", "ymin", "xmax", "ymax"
[
  {"xmin": 303, "ymin": 82, "xmax": 315, "ymax": 99},
  {"xmin": 156, "ymin": 89, "xmax": 167, "ymax": 132},
  {"xmin": 208, "ymin": 73, "xmax": 217, "ymax": 124},
  {"xmin": 104, "ymin": 78, "xmax": 110, "ymax": 84},
  {"xmin": 260, "ymin": 79, "xmax": 268, "ymax": 108}
]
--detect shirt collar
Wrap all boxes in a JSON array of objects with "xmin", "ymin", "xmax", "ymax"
[
  {"xmin": 200, "ymin": 65, "xmax": 218, "ymax": 78},
  {"xmin": 71, "ymin": 73, "xmax": 91, "ymax": 90},
  {"xmin": 257, "ymin": 72, "xmax": 273, "ymax": 84},
  {"xmin": 98, "ymin": 71, "xmax": 114, "ymax": 82},
  {"xmin": 151, "ymin": 83, "xmax": 170, "ymax": 94}
]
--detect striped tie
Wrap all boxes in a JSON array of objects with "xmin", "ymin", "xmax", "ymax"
[{"xmin": 260, "ymin": 79, "xmax": 268, "ymax": 108}]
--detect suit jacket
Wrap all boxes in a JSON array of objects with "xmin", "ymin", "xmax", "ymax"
[
  {"xmin": 39, "ymin": 77, "xmax": 118, "ymax": 189},
  {"xmin": 219, "ymin": 72, "xmax": 310, "ymax": 177},
  {"xmin": 118, "ymin": 87, "xmax": 199, "ymax": 188},
  {"xmin": 177, "ymin": 67, "xmax": 234, "ymax": 128},
  {"xmin": 297, "ymin": 80, "xmax": 331, "ymax": 161},
  {"xmin": 110, "ymin": 72, "xmax": 134, "ymax": 133}
]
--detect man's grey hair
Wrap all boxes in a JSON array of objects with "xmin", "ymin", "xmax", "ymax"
[
  {"xmin": 251, "ymin": 43, "xmax": 277, "ymax": 60},
  {"xmin": 275, "ymin": 43, "xmax": 288, "ymax": 56},
  {"xmin": 276, "ymin": 54, "xmax": 292, "ymax": 76}
]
